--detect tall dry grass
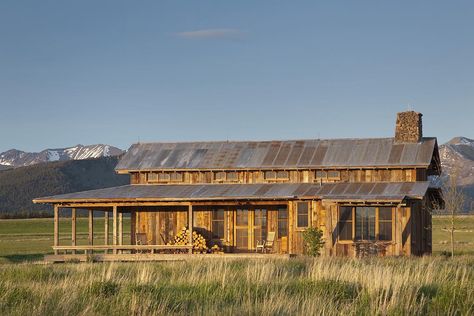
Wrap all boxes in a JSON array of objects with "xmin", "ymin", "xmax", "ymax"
[{"xmin": 0, "ymin": 256, "xmax": 473, "ymax": 315}]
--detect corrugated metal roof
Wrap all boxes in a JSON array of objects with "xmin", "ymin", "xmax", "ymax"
[
  {"xmin": 115, "ymin": 138, "xmax": 437, "ymax": 171},
  {"xmin": 34, "ymin": 182, "xmax": 431, "ymax": 203}
]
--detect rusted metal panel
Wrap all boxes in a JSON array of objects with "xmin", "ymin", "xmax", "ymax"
[
  {"xmin": 34, "ymin": 182, "xmax": 431, "ymax": 203},
  {"xmin": 117, "ymin": 138, "xmax": 437, "ymax": 171}
]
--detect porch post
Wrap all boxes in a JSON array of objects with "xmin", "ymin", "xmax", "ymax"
[
  {"xmin": 113, "ymin": 206, "xmax": 117, "ymax": 254},
  {"xmin": 71, "ymin": 208, "xmax": 76, "ymax": 254},
  {"xmin": 118, "ymin": 212, "xmax": 123, "ymax": 254},
  {"xmin": 88, "ymin": 209, "xmax": 94, "ymax": 254},
  {"xmin": 104, "ymin": 211, "xmax": 109, "ymax": 245},
  {"xmin": 54, "ymin": 205, "xmax": 59, "ymax": 255},
  {"xmin": 188, "ymin": 204, "xmax": 193, "ymax": 254},
  {"xmin": 130, "ymin": 211, "xmax": 136, "ymax": 245}
]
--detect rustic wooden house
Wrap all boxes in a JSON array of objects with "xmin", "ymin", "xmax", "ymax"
[{"xmin": 34, "ymin": 111, "xmax": 443, "ymax": 261}]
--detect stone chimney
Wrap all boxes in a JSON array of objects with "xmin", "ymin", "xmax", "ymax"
[{"xmin": 394, "ymin": 111, "xmax": 423, "ymax": 143}]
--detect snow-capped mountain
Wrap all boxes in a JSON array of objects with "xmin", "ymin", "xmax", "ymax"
[
  {"xmin": 439, "ymin": 137, "xmax": 474, "ymax": 186},
  {"xmin": 0, "ymin": 144, "xmax": 124, "ymax": 168}
]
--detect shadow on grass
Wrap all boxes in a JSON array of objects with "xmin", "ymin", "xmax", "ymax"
[{"xmin": 0, "ymin": 253, "xmax": 45, "ymax": 263}]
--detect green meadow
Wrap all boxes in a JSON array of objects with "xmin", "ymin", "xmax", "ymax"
[{"xmin": 0, "ymin": 216, "xmax": 473, "ymax": 315}]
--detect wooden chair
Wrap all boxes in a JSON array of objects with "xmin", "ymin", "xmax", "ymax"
[
  {"xmin": 135, "ymin": 233, "xmax": 152, "ymax": 253},
  {"xmin": 256, "ymin": 232, "xmax": 276, "ymax": 253}
]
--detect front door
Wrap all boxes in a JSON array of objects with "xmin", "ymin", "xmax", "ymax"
[
  {"xmin": 234, "ymin": 208, "xmax": 249, "ymax": 251},
  {"xmin": 233, "ymin": 208, "xmax": 268, "ymax": 251}
]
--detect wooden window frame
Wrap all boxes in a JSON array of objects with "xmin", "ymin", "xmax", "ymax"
[
  {"xmin": 277, "ymin": 207, "xmax": 288, "ymax": 238},
  {"xmin": 147, "ymin": 172, "xmax": 159, "ymax": 183},
  {"xmin": 296, "ymin": 201, "xmax": 310, "ymax": 229},
  {"xmin": 211, "ymin": 208, "xmax": 226, "ymax": 240},
  {"xmin": 264, "ymin": 171, "xmax": 277, "ymax": 181},
  {"xmin": 214, "ymin": 171, "xmax": 227, "ymax": 182},
  {"xmin": 169, "ymin": 172, "xmax": 183, "ymax": 182},
  {"xmin": 276, "ymin": 171, "xmax": 289, "ymax": 181},
  {"xmin": 337, "ymin": 206, "xmax": 394, "ymax": 243},
  {"xmin": 327, "ymin": 170, "xmax": 341, "ymax": 181},
  {"xmin": 157, "ymin": 173, "xmax": 171, "ymax": 182},
  {"xmin": 226, "ymin": 172, "xmax": 239, "ymax": 182}
]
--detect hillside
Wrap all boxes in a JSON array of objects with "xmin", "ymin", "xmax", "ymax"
[
  {"xmin": 0, "ymin": 144, "xmax": 124, "ymax": 168},
  {"xmin": 439, "ymin": 137, "xmax": 474, "ymax": 211},
  {"xmin": 0, "ymin": 156, "xmax": 128, "ymax": 218}
]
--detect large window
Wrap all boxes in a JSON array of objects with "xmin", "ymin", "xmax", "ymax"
[
  {"xmin": 338, "ymin": 206, "xmax": 393, "ymax": 241},
  {"xmin": 211, "ymin": 209, "xmax": 225, "ymax": 239},
  {"xmin": 278, "ymin": 207, "xmax": 288, "ymax": 237},
  {"xmin": 378, "ymin": 207, "xmax": 393, "ymax": 241},
  {"xmin": 355, "ymin": 207, "xmax": 376, "ymax": 241},
  {"xmin": 338, "ymin": 207, "xmax": 353, "ymax": 241},
  {"xmin": 296, "ymin": 202, "xmax": 309, "ymax": 228}
]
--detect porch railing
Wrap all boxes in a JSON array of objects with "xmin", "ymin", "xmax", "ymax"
[{"xmin": 52, "ymin": 244, "xmax": 192, "ymax": 255}]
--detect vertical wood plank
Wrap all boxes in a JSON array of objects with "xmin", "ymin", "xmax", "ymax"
[
  {"xmin": 288, "ymin": 201, "xmax": 294, "ymax": 254},
  {"xmin": 188, "ymin": 204, "xmax": 193, "ymax": 254},
  {"xmin": 54, "ymin": 205, "xmax": 59, "ymax": 255}
]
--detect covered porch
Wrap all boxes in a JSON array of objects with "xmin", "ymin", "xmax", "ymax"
[{"xmin": 45, "ymin": 200, "xmax": 294, "ymax": 262}]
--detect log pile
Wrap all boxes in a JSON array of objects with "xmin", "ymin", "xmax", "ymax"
[
  {"xmin": 168, "ymin": 227, "xmax": 208, "ymax": 253},
  {"xmin": 395, "ymin": 111, "xmax": 423, "ymax": 143}
]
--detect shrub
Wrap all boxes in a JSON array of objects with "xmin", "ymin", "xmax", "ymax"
[{"xmin": 302, "ymin": 227, "xmax": 325, "ymax": 256}]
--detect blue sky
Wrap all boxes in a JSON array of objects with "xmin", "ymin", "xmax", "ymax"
[{"xmin": 0, "ymin": 1, "xmax": 473, "ymax": 152}]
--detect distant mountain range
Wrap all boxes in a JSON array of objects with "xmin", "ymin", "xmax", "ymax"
[
  {"xmin": 0, "ymin": 156, "xmax": 129, "ymax": 218},
  {"xmin": 0, "ymin": 144, "xmax": 124, "ymax": 168},
  {"xmin": 439, "ymin": 137, "xmax": 474, "ymax": 186}
]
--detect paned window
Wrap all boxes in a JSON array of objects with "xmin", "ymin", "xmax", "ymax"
[{"xmin": 296, "ymin": 202, "xmax": 310, "ymax": 228}]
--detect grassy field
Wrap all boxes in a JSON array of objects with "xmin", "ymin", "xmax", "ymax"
[
  {"xmin": 0, "ymin": 257, "xmax": 473, "ymax": 315},
  {"xmin": 0, "ymin": 216, "xmax": 473, "ymax": 315}
]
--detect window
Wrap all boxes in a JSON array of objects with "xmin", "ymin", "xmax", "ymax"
[
  {"xmin": 378, "ymin": 207, "xmax": 393, "ymax": 241},
  {"xmin": 211, "ymin": 209, "xmax": 225, "ymax": 239},
  {"xmin": 327, "ymin": 171, "xmax": 340, "ymax": 180},
  {"xmin": 170, "ymin": 172, "xmax": 183, "ymax": 182},
  {"xmin": 264, "ymin": 171, "xmax": 277, "ymax": 180},
  {"xmin": 355, "ymin": 207, "xmax": 376, "ymax": 241},
  {"xmin": 315, "ymin": 171, "xmax": 327, "ymax": 181},
  {"xmin": 254, "ymin": 209, "xmax": 267, "ymax": 247},
  {"xmin": 158, "ymin": 173, "xmax": 171, "ymax": 182},
  {"xmin": 296, "ymin": 202, "xmax": 309, "ymax": 228},
  {"xmin": 215, "ymin": 172, "xmax": 226, "ymax": 181},
  {"xmin": 338, "ymin": 207, "xmax": 353, "ymax": 241},
  {"xmin": 147, "ymin": 173, "xmax": 159, "ymax": 182},
  {"xmin": 278, "ymin": 207, "xmax": 288, "ymax": 237},
  {"xmin": 227, "ymin": 172, "xmax": 238, "ymax": 181},
  {"xmin": 338, "ymin": 206, "xmax": 393, "ymax": 241},
  {"xmin": 276, "ymin": 171, "xmax": 289, "ymax": 180}
]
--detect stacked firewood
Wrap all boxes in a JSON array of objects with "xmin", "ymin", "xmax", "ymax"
[{"xmin": 168, "ymin": 227, "xmax": 208, "ymax": 253}]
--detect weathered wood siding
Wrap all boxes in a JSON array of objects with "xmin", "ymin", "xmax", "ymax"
[{"xmin": 131, "ymin": 168, "xmax": 425, "ymax": 185}]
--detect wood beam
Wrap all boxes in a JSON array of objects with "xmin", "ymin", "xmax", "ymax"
[
  {"xmin": 188, "ymin": 204, "xmax": 193, "ymax": 254},
  {"xmin": 130, "ymin": 211, "xmax": 136, "ymax": 245},
  {"xmin": 71, "ymin": 208, "xmax": 76, "ymax": 255},
  {"xmin": 113, "ymin": 206, "xmax": 117, "ymax": 254},
  {"xmin": 104, "ymin": 211, "xmax": 109, "ymax": 245},
  {"xmin": 54, "ymin": 205, "xmax": 59, "ymax": 255},
  {"xmin": 88, "ymin": 210, "xmax": 94, "ymax": 255},
  {"xmin": 118, "ymin": 212, "xmax": 123, "ymax": 254}
]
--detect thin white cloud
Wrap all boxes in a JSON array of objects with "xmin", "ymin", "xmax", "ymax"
[{"xmin": 176, "ymin": 28, "xmax": 243, "ymax": 40}]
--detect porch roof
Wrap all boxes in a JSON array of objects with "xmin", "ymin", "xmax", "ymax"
[{"xmin": 33, "ymin": 182, "xmax": 431, "ymax": 204}]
